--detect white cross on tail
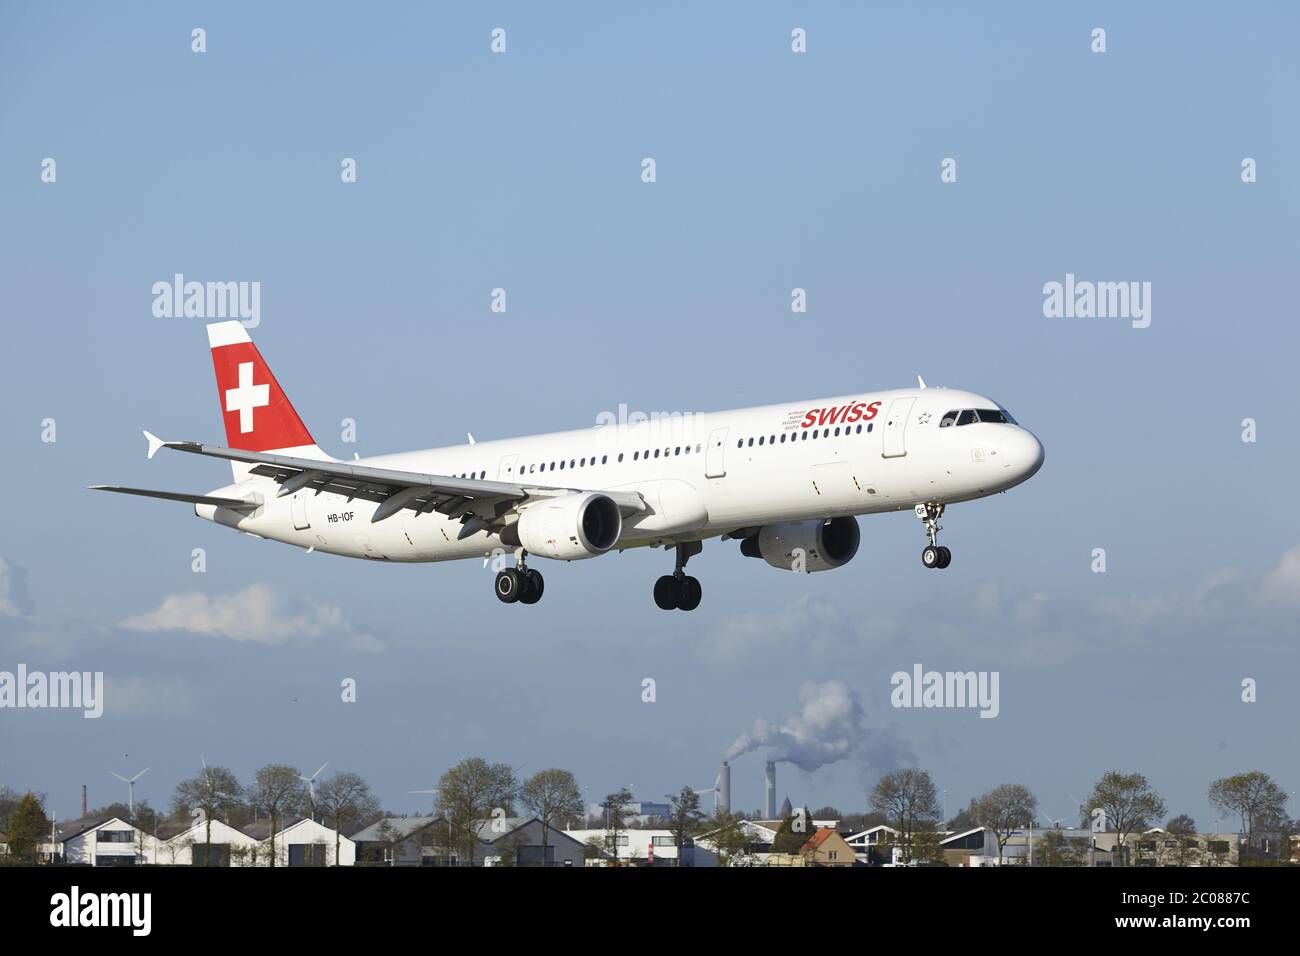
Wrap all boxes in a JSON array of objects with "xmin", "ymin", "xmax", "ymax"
[{"xmin": 225, "ymin": 361, "xmax": 270, "ymax": 433}]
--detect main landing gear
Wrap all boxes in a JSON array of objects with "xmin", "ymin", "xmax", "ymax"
[
  {"xmin": 654, "ymin": 542, "xmax": 703, "ymax": 611},
  {"xmin": 915, "ymin": 503, "xmax": 952, "ymax": 570},
  {"xmin": 495, "ymin": 549, "xmax": 545, "ymax": 605}
]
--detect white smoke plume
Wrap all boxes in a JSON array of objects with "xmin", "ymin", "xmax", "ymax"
[{"xmin": 725, "ymin": 680, "xmax": 868, "ymax": 772}]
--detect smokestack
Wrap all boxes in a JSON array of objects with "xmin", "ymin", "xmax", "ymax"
[
  {"xmin": 764, "ymin": 760, "xmax": 776, "ymax": 819},
  {"xmin": 81, "ymin": 785, "xmax": 87, "ymax": 818},
  {"xmin": 719, "ymin": 761, "xmax": 731, "ymax": 815}
]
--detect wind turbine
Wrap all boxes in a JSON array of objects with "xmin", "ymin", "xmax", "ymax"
[
  {"xmin": 110, "ymin": 767, "xmax": 150, "ymax": 816},
  {"xmin": 690, "ymin": 770, "xmax": 722, "ymax": 814},
  {"xmin": 300, "ymin": 763, "xmax": 328, "ymax": 819}
]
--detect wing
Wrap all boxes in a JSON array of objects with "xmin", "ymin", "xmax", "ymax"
[
  {"xmin": 88, "ymin": 485, "xmax": 260, "ymax": 511},
  {"xmin": 151, "ymin": 438, "xmax": 647, "ymax": 537}
]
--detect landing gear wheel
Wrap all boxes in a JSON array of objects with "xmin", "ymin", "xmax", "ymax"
[
  {"xmin": 654, "ymin": 575, "xmax": 679, "ymax": 610},
  {"xmin": 935, "ymin": 546, "xmax": 952, "ymax": 569},
  {"xmin": 495, "ymin": 568, "xmax": 521, "ymax": 603},
  {"xmin": 922, "ymin": 546, "xmax": 941, "ymax": 569},
  {"xmin": 518, "ymin": 568, "xmax": 545, "ymax": 604},
  {"xmin": 677, "ymin": 575, "xmax": 702, "ymax": 611}
]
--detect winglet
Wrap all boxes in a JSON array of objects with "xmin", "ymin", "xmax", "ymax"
[
  {"xmin": 917, "ymin": 375, "xmax": 927, "ymax": 390},
  {"xmin": 143, "ymin": 430, "xmax": 167, "ymax": 460}
]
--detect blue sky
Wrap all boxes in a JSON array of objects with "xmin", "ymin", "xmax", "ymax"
[{"xmin": 2, "ymin": 2, "xmax": 1298, "ymax": 828}]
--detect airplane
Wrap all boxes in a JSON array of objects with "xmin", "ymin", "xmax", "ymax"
[{"xmin": 92, "ymin": 321, "xmax": 1044, "ymax": 610}]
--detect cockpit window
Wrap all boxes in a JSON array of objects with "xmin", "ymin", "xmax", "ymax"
[{"xmin": 942, "ymin": 407, "xmax": 1017, "ymax": 427}]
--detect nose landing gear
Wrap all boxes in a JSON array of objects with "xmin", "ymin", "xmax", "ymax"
[
  {"xmin": 654, "ymin": 541, "xmax": 703, "ymax": 611},
  {"xmin": 915, "ymin": 503, "xmax": 952, "ymax": 569}
]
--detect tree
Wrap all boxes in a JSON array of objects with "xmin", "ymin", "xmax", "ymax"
[
  {"xmin": 519, "ymin": 769, "xmax": 583, "ymax": 867},
  {"xmin": 249, "ymin": 764, "xmax": 308, "ymax": 868},
  {"xmin": 436, "ymin": 757, "xmax": 518, "ymax": 863},
  {"xmin": 665, "ymin": 786, "xmax": 705, "ymax": 867},
  {"xmin": 1208, "ymin": 772, "xmax": 1289, "ymax": 863},
  {"xmin": 1166, "ymin": 814, "xmax": 1197, "ymax": 835},
  {"xmin": 601, "ymin": 787, "xmax": 634, "ymax": 865},
  {"xmin": 1035, "ymin": 829, "xmax": 1085, "ymax": 867},
  {"xmin": 771, "ymin": 807, "xmax": 814, "ymax": 855},
  {"xmin": 1085, "ymin": 771, "xmax": 1166, "ymax": 866},
  {"xmin": 173, "ymin": 765, "xmax": 243, "ymax": 863},
  {"xmin": 869, "ymin": 769, "xmax": 940, "ymax": 863},
  {"xmin": 5, "ymin": 792, "xmax": 48, "ymax": 863},
  {"xmin": 946, "ymin": 797, "xmax": 980, "ymax": 832},
  {"xmin": 316, "ymin": 772, "xmax": 379, "ymax": 865},
  {"xmin": 703, "ymin": 812, "xmax": 750, "ymax": 866},
  {"xmin": 974, "ymin": 784, "xmax": 1039, "ymax": 864}
]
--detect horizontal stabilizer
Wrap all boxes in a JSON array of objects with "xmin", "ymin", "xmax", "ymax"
[{"xmin": 88, "ymin": 485, "xmax": 259, "ymax": 510}]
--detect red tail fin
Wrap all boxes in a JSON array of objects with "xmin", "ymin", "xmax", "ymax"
[{"xmin": 207, "ymin": 321, "xmax": 316, "ymax": 453}]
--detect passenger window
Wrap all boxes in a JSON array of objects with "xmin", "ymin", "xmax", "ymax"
[
  {"xmin": 654, "ymin": 449, "xmax": 660, "ymax": 458},
  {"xmin": 834, "ymin": 427, "xmax": 841, "ymax": 436},
  {"xmin": 674, "ymin": 446, "xmax": 681, "ymax": 455},
  {"xmin": 758, "ymin": 436, "xmax": 764, "ymax": 446},
  {"xmin": 633, "ymin": 451, "xmax": 639, "ymax": 461},
  {"xmin": 801, "ymin": 431, "xmax": 808, "ymax": 440},
  {"xmin": 748, "ymin": 438, "xmax": 754, "ymax": 447}
]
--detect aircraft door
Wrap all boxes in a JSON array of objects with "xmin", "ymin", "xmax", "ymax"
[
  {"xmin": 881, "ymin": 397, "xmax": 916, "ymax": 459},
  {"xmin": 705, "ymin": 427, "xmax": 728, "ymax": 478}
]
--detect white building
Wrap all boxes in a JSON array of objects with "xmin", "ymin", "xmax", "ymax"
[
  {"xmin": 157, "ymin": 819, "xmax": 261, "ymax": 866},
  {"xmin": 245, "ymin": 817, "xmax": 356, "ymax": 866},
  {"xmin": 565, "ymin": 828, "xmax": 717, "ymax": 867},
  {"xmin": 60, "ymin": 816, "xmax": 153, "ymax": 866}
]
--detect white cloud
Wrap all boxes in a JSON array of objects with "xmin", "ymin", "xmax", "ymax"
[
  {"xmin": 120, "ymin": 583, "xmax": 382, "ymax": 650},
  {"xmin": 1257, "ymin": 544, "xmax": 1300, "ymax": 607}
]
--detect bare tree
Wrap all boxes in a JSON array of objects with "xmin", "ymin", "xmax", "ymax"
[
  {"xmin": 601, "ymin": 787, "xmax": 634, "ymax": 865},
  {"xmin": 519, "ymin": 769, "xmax": 583, "ymax": 867},
  {"xmin": 316, "ymin": 771, "xmax": 379, "ymax": 865},
  {"xmin": 249, "ymin": 764, "xmax": 308, "ymax": 868},
  {"xmin": 869, "ymin": 769, "xmax": 940, "ymax": 863},
  {"xmin": 173, "ymin": 765, "xmax": 242, "ymax": 864},
  {"xmin": 1085, "ymin": 770, "xmax": 1166, "ymax": 866},
  {"xmin": 974, "ymin": 783, "xmax": 1039, "ymax": 864},
  {"xmin": 436, "ymin": 757, "xmax": 518, "ymax": 863},
  {"xmin": 1208, "ymin": 771, "xmax": 1289, "ymax": 862},
  {"xmin": 665, "ymin": 786, "xmax": 705, "ymax": 867}
]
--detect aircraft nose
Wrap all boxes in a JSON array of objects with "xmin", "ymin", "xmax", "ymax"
[{"xmin": 1000, "ymin": 427, "xmax": 1044, "ymax": 483}]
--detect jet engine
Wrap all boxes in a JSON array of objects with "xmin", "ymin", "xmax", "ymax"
[
  {"xmin": 512, "ymin": 492, "xmax": 622, "ymax": 561},
  {"xmin": 740, "ymin": 517, "xmax": 860, "ymax": 572}
]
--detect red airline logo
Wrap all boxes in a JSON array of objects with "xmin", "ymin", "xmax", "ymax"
[
  {"xmin": 210, "ymin": 341, "xmax": 315, "ymax": 452},
  {"xmin": 799, "ymin": 400, "xmax": 881, "ymax": 429}
]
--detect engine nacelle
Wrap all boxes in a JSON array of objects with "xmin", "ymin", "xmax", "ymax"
[
  {"xmin": 513, "ymin": 492, "xmax": 622, "ymax": 561},
  {"xmin": 740, "ymin": 517, "xmax": 860, "ymax": 572}
]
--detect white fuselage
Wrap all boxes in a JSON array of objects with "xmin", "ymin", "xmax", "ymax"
[{"xmin": 197, "ymin": 386, "xmax": 1044, "ymax": 562}]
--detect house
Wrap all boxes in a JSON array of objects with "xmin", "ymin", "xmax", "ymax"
[
  {"xmin": 476, "ymin": 817, "xmax": 586, "ymax": 867},
  {"xmin": 59, "ymin": 816, "xmax": 152, "ymax": 866},
  {"xmin": 243, "ymin": 817, "xmax": 356, "ymax": 866},
  {"xmin": 157, "ymin": 819, "xmax": 261, "ymax": 866},
  {"xmin": 844, "ymin": 824, "xmax": 900, "ymax": 864},
  {"xmin": 352, "ymin": 816, "xmax": 443, "ymax": 866},
  {"xmin": 801, "ymin": 827, "xmax": 855, "ymax": 867}
]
